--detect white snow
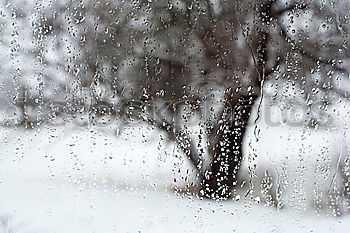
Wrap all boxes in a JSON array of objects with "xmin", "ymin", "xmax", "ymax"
[{"xmin": 1, "ymin": 121, "xmax": 350, "ymax": 232}]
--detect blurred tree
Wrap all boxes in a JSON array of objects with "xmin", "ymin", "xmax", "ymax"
[{"xmin": 1, "ymin": 0, "xmax": 350, "ymax": 199}]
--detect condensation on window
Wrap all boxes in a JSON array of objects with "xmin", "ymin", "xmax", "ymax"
[{"xmin": 1, "ymin": 0, "xmax": 350, "ymax": 232}]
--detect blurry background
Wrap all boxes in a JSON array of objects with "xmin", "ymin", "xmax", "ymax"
[{"xmin": 1, "ymin": 0, "xmax": 350, "ymax": 232}]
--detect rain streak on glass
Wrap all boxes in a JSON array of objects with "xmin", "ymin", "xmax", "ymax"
[{"xmin": 0, "ymin": 0, "xmax": 350, "ymax": 232}]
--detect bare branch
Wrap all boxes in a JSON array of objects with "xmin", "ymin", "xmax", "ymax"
[{"xmin": 270, "ymin": 2, "xmax": 308, "ymax": 18}]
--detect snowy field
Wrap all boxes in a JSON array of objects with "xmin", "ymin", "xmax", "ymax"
[
  {"xmin": 1, "ymin": 179, "xmax": 350, "ymax": 233},
  {"xmin": 1, "ymin": 119, "xmax": 350, "ymax": 233},
  {"xmin": 1, "ymin": 0, "xmax": 350, "ymax": 232}
]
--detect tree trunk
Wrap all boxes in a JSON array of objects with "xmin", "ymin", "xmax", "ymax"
[
  {"xmin": 202, "ymin": 91, "xmax": 259, "ymax": 199},
  {"xmin": 199, "ymin": 1, "xmax": 271, "ymax": 200}
]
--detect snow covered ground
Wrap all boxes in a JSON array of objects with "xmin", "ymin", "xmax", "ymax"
[
  {"xmin": 1, "ymin": 178, "xmax": 350, "ymax": 233},
  {"xmin": 1, "ymin": 120, "xmax": 350, "ymax": 232}
]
